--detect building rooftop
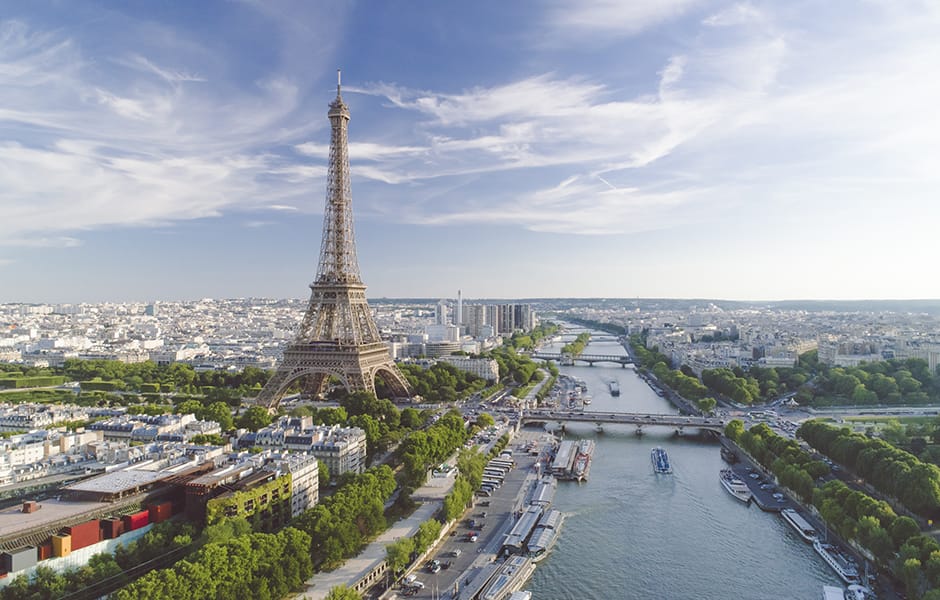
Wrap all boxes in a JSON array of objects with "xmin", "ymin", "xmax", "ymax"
[
  {"xmin": 65, "ymin": 469, "xmax": 167, "ymax": 495},
  {"xmin": 0, "ymin": 498, "xmax": 108, "ymax": 550}
]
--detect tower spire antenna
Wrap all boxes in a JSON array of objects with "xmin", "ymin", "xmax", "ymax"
[{"xmin": 337, "ymin": 68, "xmax": 342, "ymax": 98}]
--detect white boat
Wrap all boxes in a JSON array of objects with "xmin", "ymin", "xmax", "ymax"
[
  {"xmin": 508, "ymin": 592, "xmax": 533, "ymax": 600},
  {"xmin": 651, "ymin": 447, "xmax": 672, "ymax": 474},
  {"xmin": 821, "ymin": 584, "xmax": 875, "ymax": 600},
  {"xmin": 719, "ymin": 469, "xmax": 752, "ymax": 503},
  {"xmin": 845, "ymin": 584, "xmax": 875, "ymax": 600},
  {"xmin": 822, "ymin": 586, "xmax": 844, "ymax": 600},
  {"xmin": 780, "ymin": 508, "xmax": 818, "ymax": 542},
  {"xmin": 814, "ymin": 539, "xmax": 861, "ymax": 585}
]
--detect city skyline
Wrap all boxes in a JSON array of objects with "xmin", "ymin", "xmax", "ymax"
[{"xmin": 1, "ymin": 1, "xmax": 938, "ymax": 303}]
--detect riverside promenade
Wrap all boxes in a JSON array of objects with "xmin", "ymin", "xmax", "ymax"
[{"xmin": 295, "ymin": 472, "xmax": 456, "ymax": 600}]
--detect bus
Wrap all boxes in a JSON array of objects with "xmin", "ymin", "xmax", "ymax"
[
  {"xmin": 482, "ymin": 478, "xmax": 502, "ymax": 489},
  {"xmin": 483, "ymin": 468, "xmax": 506, "ymax": 478},
  {"xmin": 488, "ymin": 459, "xmax": 513, "ymax": 470}
]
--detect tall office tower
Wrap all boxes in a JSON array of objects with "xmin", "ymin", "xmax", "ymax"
[
  {"xmin": 435, "ymin": 299, "xmax": 449, "ymax": 325},
  {"xmin": 463, "ymin": 304, "xmax": 488, "ymax": 337},
  {"xmin": 456, "ymin": 290, "xmax": 462, "ymax": 328},
  {"xmin": 485, "ymin": 305, "xmax": 500, "ymax": 335},
  {"xmin": 496, "ymin": 304, "xmax": 516, "ymax": 334},
  {"xmin": 513, "ymin": 304, "xmax": 534, "ymax": 331},
  {"xmin": 256, "ymin": 72, "xmax": 410, "ymax": 410}
]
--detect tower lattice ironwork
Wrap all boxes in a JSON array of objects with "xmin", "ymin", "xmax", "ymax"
[{"xmin": 256, "ymin": 72, "xmax": 411, "ymax": 411}]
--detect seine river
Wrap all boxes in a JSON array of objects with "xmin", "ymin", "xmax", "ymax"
[{"xmin": 525, "ymin": 328, "xmax": 843, "ymax": 600}]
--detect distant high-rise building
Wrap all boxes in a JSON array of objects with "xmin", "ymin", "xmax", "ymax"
[
  {"xmin": 496, "ymin": 304, "xmax": 515, "ymax": 335},
  {"xmin": 456, "ymin": 290, "xmax": 463, "ymax": 329},
  {"xmin": 463, "ymin": 304, "xmax": 488, "ymax": 338},
  {"xmin": 435, "ymin": 299, "xmax": 449, "ymax": 325}
]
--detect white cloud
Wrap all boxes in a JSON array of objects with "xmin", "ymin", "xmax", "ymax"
[
  {"xmin": 346, "ymin": 2, "xmax": 939, "ymax": 240},
  {"xmin": 0, "ymin": 14, "xmax": 344, "ymax": 247},
  {"xmin": 120, "ymin": 54, "xmax": 207, "ymax": 84},
  {"xmin": 544, "ymin": 0, "xmax": 700, "ymax": 36},
  {"xmin": 703, "ymin": 3, "xmax": 762, "ymax": 27},
  {"xmin": 0, "ymin": 236, "xmax": 83, "ymax": 248},
  {"xmin": 296, "ymin": 141, "xmax": 426, "ymax": 161}
]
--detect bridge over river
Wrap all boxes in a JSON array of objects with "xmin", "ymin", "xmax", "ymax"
[
  {"xmin": 530, "ymin": 352, "xmax": 633, "ymax": 366},
  {"xmin": 520, "ymin": 409, "xmax": 726, "ymax": 434}
]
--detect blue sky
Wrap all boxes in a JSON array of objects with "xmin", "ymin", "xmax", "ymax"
[{"xmin": 1, "ymin": 0, "xmax": 938, "ymax": 303}]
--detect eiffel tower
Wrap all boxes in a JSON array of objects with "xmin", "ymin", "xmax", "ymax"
[{"xmin": 256, "ymin": 71, "xmax": 411, "ymax": 411}]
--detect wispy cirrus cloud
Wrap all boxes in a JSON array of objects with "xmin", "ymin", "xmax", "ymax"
[
  {"xmin": 342, "ymin": 1, "xmax": 939, "ymax": 239},
  {"xmin": 543, "ymin": 0, "xmax": 701, "ymax": 37},
  {"xmin": 0, "ymin": 7, "xmax": 346, "ymax": 249}
]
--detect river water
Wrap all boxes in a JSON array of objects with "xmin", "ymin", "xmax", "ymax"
[{"xmin": 525, "ymin": 328, "xmax": 843, "ymax": 600}]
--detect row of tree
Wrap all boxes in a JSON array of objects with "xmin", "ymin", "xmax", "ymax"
[
  {"xmin": 725, "ymin": 421, "xmax": 825, "ymax": 502},
  {"xmin": 807, "ymin": 358, "xmax": 939, "ymax": 406},
  {"xmin": 701, "ymin": 368, "xmax": 762, "ymax": 405},
  {"xmin": 503, "ymin": 323, "xmax": 561, "ymax": 351},
  {"xmin": 0, "ymin": 374, "xmax": 66, "ymax": 388},
  {"xmin": 293, "ymin": 465, "xmax": 397, "ymax": 570},
  {"xmin": 398, "ymin": 411, "xmax": 470, "ymax": 488},
  {"xmin": 728, "ymin": 419, "xmax": 940, "ymax": 599},
  {"xmin": 798, "ymin": 421, "xmax": 940, "ymax": 519},
  {"xmin": 385, "ymin": 518, "xmax": 444, "ymax": 574},
  {"xmin": 650, "ymin": 361, "xmax": 708, "ymax": 401},
  {"xmin": 59, "ymin": 359, "xmax": 272, "ymax": 392},
  {"xmin": 560, "ymin": 333, "xmax": 591, "ymax": 357},
  {"xmin": 114, "ymin": 525, "xmax": 312, "ymax": 600},
  {"xmin": 483, "ymin": 346, "xmax": 542, "ymax": 386},
  {"xmin": 398, "ymin": 361, "xmax": 487, "ymax": 403},
  {"xmin": 815, "ymin": 480, "xmax": 940, "ymax": 599}
]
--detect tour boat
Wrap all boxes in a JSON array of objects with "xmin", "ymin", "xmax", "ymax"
[{"xmin": 719, "ymin": 469, "xmax": 752, "ymax": 503}]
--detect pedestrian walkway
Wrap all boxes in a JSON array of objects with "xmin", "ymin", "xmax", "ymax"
[{"xmin": 295, "ymin": 471, "xmax": 456, "ymax": 599}]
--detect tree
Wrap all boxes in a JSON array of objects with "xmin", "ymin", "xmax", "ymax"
[
  {"xmin": 237, "ymin": 406, "xmax": 272, "ymax": 432},
  {"xmin": 203, "ymin": 401, "xmax": 235, "ymax": 431},
  {"xmin": 386, "ymin": 537, "xmax": 415, "ymax": 574},
  {"xmin": 325, "ymin": 585, "xmax": 361, "ymax": 600},
  {"xmin": 400, "ymin": 407, "xmax": 424, "ymax": 429},
  {"xmin": 175, "ymin": 399, "xmax": 204, "ymax": 416},
  {"xmin": 475, "ymin": 413, "xmax": 495, "ymax": 428},
  {"xmin": 414, "ymin": 519, "xmax": 442, "ymax": 554},
  {"xmin": 892, "ymin": 516, "xmax": 921, "ymax": 550},
  {"xmin": 697, "ymin": 397, "xmax": 717, "ymax": 415},
  {"xmin": 724, "ymin": 419, "xmax": 745, "ymax": 441}
]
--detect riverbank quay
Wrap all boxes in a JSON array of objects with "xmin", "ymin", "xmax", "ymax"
[
  {"xmin": 621, "ymin": 341, "xmax": 703, "ymax": 416},
  {"xmin": 386, "ymin": 429, "xmax": 550, "ymax": 600},
  {"xmin": 296, "ymin": 421, "xmax": 517, "ymax": 599},
  {"xmin": 722, "ymin": 437, "xmax": 902, "ymax": 599}
]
